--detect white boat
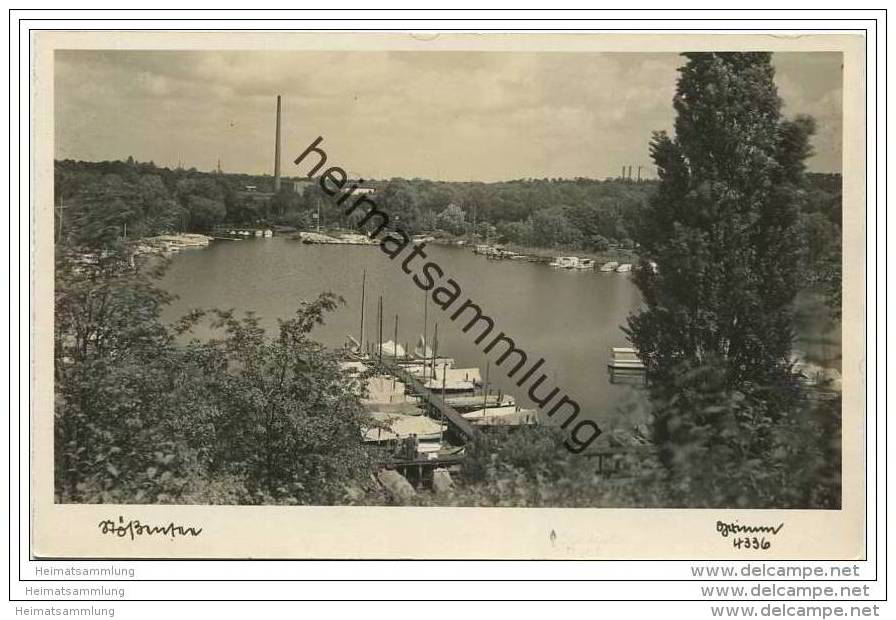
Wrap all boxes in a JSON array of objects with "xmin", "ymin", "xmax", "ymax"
[
  {"xmin": 263, "ymin": 229, "xmax": 274, "ymax": 238},
  {"xmin": 400, "ymin": 357, "xmax": 455, "ymax": 369},
  {"xmin": 550, "ymin": 256, "xmax": 579, "ymax": 269},
  {"xmin": 416, "ymin": 442, "xmax": 443, "ymax": 454},
  {"xmin": 411, "ymin": 365, "xmax": 481, "ymax": 386},
  {"xmin": 441, "ymin": 367, "xmax": 481, "ymax": 384},
  {"xmin": 345, "ymin": 334, "xmax": 362, "ymax": 352},
  {"xmin": 377, "ymin": 340, "xmax": 406, "ymax": 358},
  {"xmin": 462, "ymin": 406, "xmax": 539, "ymax": 426},
  {"xmin": 615, "ymin": 263, "xmax": 632, "ymax": 273},
  {"xmin": 421, "ymin": 368, "xmax": 480, "ymax": 393},
  {"xmin": 412, "ymin": 334, "xmax": 433, "ymax": 359},
  {"xmin": 461, "ymin": 405, "xmax": 518, "ymax": 420},
  {"xmin": 339, "ymin": 360, "xmax": 369, "ymax": 374},
  {"xmin": 363, "ymin": 412, "xmax": 445, "ymax": 443},
  {"xmin": 339, "ymin": 233, "xmax": 377, "ymax": 245},
  {"xmin": 423, "ymin": 379, "xmax": 477, "ymax": 394},
  {"xmin": 575, "ymin": 258, "xmax": 595, "ymax": 270},
  {"xmin": 443, "ymin": 393, "xmax": 515, "ymax": 411},
  {"xmin": 363, "ymin": 376, "xmax": 418, "ymax": 406},
  {"xmin": 599, "ymin": 261, "xmax": 619, "ymax": 272},
  {"xmin": 473, "ymin": 244, "xmax": 501, "ymax": 256},
  {"xmin": 608, "ymin": 347, "xmax": 645, "ymax": 370}
]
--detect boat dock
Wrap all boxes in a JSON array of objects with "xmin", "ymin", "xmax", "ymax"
[
  {"xmin": 382, "ymin": 359, "xmax": 480, "ymax": 441},
  {"xmin": 349, "ymin": 343, "xmax": 657, "ymax": 495},
  {"xmin": 345, "ymin": 277, "xmax": 651, "ymax": 497}
]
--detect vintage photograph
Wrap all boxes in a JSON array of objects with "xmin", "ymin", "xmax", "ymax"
[{"xmin": 51, "ymin": 43, "xmax": 845, "ymax": 514}]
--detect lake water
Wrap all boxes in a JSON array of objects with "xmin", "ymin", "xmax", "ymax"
[{"xmin": 159, "ymin": 236, "xmax": 840, "ymax": 433}]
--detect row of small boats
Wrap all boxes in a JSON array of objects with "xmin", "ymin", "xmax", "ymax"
[
  {"xmin": 296, "ymin": 231, "xmax": 375, "ymax": 244},
  {"xmin": 550, "ymin": 257, "xmax": 660, "ymax": 274},
  {"xmin": 549, "ymin": 256, "xmax": 633, "ymax": 272},
  {"xmin": 473, "ymin": 245, "xmax": 638, "ymax": 272},
  {"xmin": 472, "ymin": 244, "xmax": 528, "ymax": 260},
  {"xmin": 227, "ymin": 229, "xmax": 273, "ymax": 237},
  {"xmin": 134, "ymin": 233, "xmax": 214, "ymax": 256},
  {"xmin": 342, "ymin": 337, "xmax": 538, "ymax": 456}
]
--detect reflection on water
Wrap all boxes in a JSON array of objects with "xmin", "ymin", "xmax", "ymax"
[{"xmin": 160, "ymin": 237, "xmax": 840, "ymax": 431}]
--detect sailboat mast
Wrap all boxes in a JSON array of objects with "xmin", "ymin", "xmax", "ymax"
[
  {"xmin": 423, "ymin": 292, "xmax": 429, "ymax": 358},
  {"xmin": 430, "ymin": 323, "xmax": 439, "ymax": 384},
  {"xmin": 377, "ymin": 296, "xmax": 383, "ymax": 362},
  {"xmin": 358, "ymin": 269, "xmax": 366, "ymax": 350},
  {"xmin": 482, "ymin": 359, "xmax": 490, "ymax": 418}
]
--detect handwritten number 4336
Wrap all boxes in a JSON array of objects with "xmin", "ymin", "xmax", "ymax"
[{"xmin": 733, "ymin": 537, "xmax": 771, "ymax": 550}]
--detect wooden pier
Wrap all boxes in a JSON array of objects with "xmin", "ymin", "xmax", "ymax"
[
  {"xmin": 384, "ymin": 454, "xmax": 465, "ymax": 489},
  {"xmin": 381, "ymin": 360, "xmax": 480, "ymax": 441}
]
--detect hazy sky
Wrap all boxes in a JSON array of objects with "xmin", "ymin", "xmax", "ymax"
[{"xmin": 54, "ymin": 50, "xmax": 843, "ymax": 181}]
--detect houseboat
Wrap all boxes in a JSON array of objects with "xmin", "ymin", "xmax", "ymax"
[{"xmin": 607, "ymin": 347, "xmax": 647, "ymax": 383}]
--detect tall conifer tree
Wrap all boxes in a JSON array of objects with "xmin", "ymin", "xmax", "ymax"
[{"xmin": 628, "ymin": 52, "xmax": 816, "ymax": 387}]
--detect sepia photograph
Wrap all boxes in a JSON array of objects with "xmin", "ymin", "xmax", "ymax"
[
  {"xmin": 25, "ymin": 28, "xmax": 869, "ymax": 561},
  {"xmin": 10, "ymin": 8, "xmax": 891, "ymax": 617},
  {"xmin": 51, "ymin": 45, "xmax": 846, "ymax": 510}
]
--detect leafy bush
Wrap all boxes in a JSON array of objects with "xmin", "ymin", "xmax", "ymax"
[
  {"xmin": 54, "ymin": 246, "xmax": 376, "ymax": 504},
  {"xmin": 646, "ymin": 356, "xmax": 839, "ymax": 508}
]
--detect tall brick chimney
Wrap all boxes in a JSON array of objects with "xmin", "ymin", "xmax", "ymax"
[{"xmin": 273, "ymin": 95, "xmax": 282, "ymax": 192}]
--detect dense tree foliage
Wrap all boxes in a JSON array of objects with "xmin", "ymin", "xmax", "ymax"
[
  {"xmin": 374, "ymin": 395, "xmax": 837, "ymax": 508},
  {"xmin": 630, "ymin": 53, "xmax": 812, "ymax": 383},
  {"xmin": 54, "ymin": 245, "xmax": 377, "ymax": 504},
  {"xmin": 624, "ymin": 52, "xmax": 840, "ymax": 508},
  {"xmin": 56, "ymin": 158, "xmax": 839, "ymax": 275},
  {"xmin": 54, "ymin": 158, "xmax": 658, "ymax": 251}
]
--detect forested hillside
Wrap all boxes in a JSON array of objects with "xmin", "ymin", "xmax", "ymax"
[{"xmin": 55, "ymin": 158, "xmax": 841, "ymax": 277}]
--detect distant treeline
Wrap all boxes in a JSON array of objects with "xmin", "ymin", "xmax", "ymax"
[
  {"xmin": 54, "ymin": 157, "xmax": 841, "ymax": 284},
  {"xmin": 54, "ymin": 157, "xmax": 658, "ymax": 249}
]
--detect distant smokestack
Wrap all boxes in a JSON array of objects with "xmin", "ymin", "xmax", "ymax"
[{"xmin": 273, "ymin": 95, "xmax": 282, "ymax": 192}]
